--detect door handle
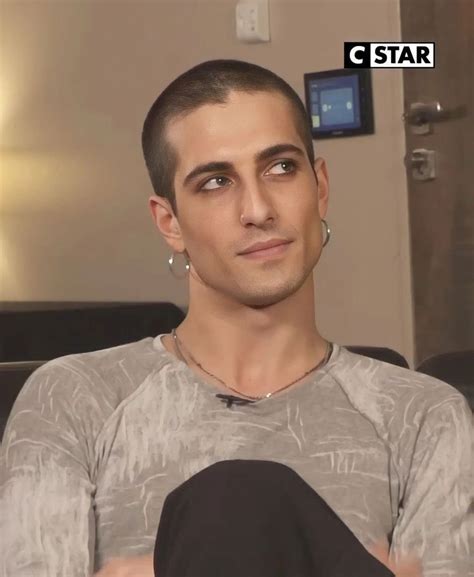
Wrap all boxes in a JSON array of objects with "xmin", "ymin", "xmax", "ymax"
[
  {"xmin": 403, "ymin": 102, "xmax": 444, "ymax": 126},
  {"xmin": 403, "ymin": 101, "xmax": 467, "ymax": 134}
]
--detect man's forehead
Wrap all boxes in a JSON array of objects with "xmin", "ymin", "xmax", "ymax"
[{"xmin": 166, "ymin": 91, "xmax": 302, "ymax": 171}]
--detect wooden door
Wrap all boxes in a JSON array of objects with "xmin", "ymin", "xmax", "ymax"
[{"xmin": 400, "ymin": 0, "xmax": 474, "ymax": 365}]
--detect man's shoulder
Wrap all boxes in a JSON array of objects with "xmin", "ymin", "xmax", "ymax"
[
  {"xmin": 39, "ymin": 336, "xmax": 157, "ymax": 372},
  {"xmin": 6, "ymin": 337, "xmax": 169, "ymax": 436},
  {"xmin": 333, "ymin": 345, "xmax": 470, "ymax": 424}
]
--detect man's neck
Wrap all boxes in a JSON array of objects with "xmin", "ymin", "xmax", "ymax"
[
  {"xmin": 168, "ymin": 317, "xmax": 328, "ymax": 397},
  {"xmin": 166, "ymin": 271, "xmax": 330, "ymax": 396}
]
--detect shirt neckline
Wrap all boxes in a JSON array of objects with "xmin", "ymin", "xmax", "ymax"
[{"xmin": 152, "ymin": 333, "xmax": 341, "ymax": 405}]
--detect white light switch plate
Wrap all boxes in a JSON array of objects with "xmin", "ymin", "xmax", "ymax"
[{"xmin": 236, "ymin": 0, "xmax": 270, "ymax": 43}]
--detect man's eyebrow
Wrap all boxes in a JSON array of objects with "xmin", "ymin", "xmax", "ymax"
[
  {"xmin": 183, "ymin": 161, "xmax": 233, "ymax": 188},
  {"xmin": 255, "ymin": 143, "xmax": 306, "ymax": 163},
  {"xmin": 182, "ymin": 143, "xmax": 306, "ymax": 188}
]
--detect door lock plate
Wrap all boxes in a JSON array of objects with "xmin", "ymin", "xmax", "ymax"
[{"xmin": 405, "ymin": 149, "xmax": 436, "ymax": 181}]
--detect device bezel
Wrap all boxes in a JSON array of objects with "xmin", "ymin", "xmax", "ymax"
[{"xmin": 304, "ymin": 68, "xmax": 374, "ymax": 139}]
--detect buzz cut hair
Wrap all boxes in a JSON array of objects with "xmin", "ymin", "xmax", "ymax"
[{"xmin": 142, "ymin": 59, "xmax": 315, "ymax": 217}]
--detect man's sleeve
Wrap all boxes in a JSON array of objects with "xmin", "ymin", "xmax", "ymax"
[
  {"xmin": 389, "ymin": 393, "xmax": 473, "ymax": 576},
  {"xmin": 0, "ymin": 362, "xmax": 97, "ymax": 577}
]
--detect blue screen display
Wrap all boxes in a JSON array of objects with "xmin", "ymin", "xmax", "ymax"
[{"xmin": 308, "ymin": 74, "xmax": 361, "ymax": 132}]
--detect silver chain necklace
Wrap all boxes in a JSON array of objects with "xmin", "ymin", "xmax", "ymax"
[{"xmin": 171, "ymin": 328, "xmax": 333, "ymax": 401}]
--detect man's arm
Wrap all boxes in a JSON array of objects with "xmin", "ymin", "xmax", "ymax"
[
  {"xmin": 389, "ymin": 394, "xmax": 473, "ymax": 576},
  {"xmin": 92, "ymin": 556, "xmax": 153, "ymax": 577},
  {"xmin": 0, "ymin": 362, "xmax": 97, "ymax": 577}
]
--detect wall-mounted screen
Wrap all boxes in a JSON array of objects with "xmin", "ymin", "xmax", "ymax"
[{"xmin": 304, "ymin": 68, "xmax": 374, "ymax": 139}]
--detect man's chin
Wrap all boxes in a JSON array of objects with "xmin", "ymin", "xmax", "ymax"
[{"xmin": 237, "ymin": 283, "xmax": 304, "ymax": 309}]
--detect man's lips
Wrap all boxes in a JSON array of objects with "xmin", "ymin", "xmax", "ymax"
[
  {"xmin": 238, "ymin": 241, "xmax": 292, "ymax": 259},
  {"xmin": 238, "ymin": 238, "xmax": 292, "ymax": 255}
]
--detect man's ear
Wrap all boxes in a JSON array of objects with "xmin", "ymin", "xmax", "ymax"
[
  {"xmin": 313, "ymin": 157, "xmax": 329, "ymax": 219},
  {"xmin": 148, "ymin": 195, "xmax": 185, "ymax": 252}
]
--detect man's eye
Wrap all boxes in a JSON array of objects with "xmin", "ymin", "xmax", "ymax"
[
  {"xmin": 267, "ymin": 160, "xmax": 296, "ymax": 175},
  {"xmin": 200, "ymin": 176, "xmax": 231, "ymax": 191}
]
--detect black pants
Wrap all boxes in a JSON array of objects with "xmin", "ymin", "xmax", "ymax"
[{"xmin": 154, "ymin": 460, "xmax": 394, "ymax": 577}]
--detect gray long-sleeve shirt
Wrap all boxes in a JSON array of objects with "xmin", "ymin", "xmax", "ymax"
[{"xmin": 1, "ymin": 335, "xmax": 472, "ymax": 576}]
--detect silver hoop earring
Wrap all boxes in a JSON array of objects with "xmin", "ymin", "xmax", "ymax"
[
  {"xmin": 168, "ymin": 251, "xmax": 190, "ymax": 279},
  {"xmin": 321, "ymin": 219, "xmax": 331, "ymax": 247}
]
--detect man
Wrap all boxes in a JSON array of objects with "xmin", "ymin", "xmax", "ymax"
[{"xmin": 1, "ymin": 60, "xmax": 472, "ymax": 577}]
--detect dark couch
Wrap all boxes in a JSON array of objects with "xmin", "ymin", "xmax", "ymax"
[{"xmin": 1, "ymin": 301, "xmax": 187, "ymax": 362}]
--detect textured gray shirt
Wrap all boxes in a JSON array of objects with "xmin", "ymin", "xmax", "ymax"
[{"xmin": 1, "ymin": 335, "xmax": 472, "ymax": 577}]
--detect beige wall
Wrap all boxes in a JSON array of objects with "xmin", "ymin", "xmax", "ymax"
[{"xmin": 0, "ymin": 0, "xmax": 414, "ymax": 366}]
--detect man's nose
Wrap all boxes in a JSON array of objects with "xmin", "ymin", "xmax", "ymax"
[{"xmin": 238, "ymin": 178, "xmax": 277, "ymax": 226}]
